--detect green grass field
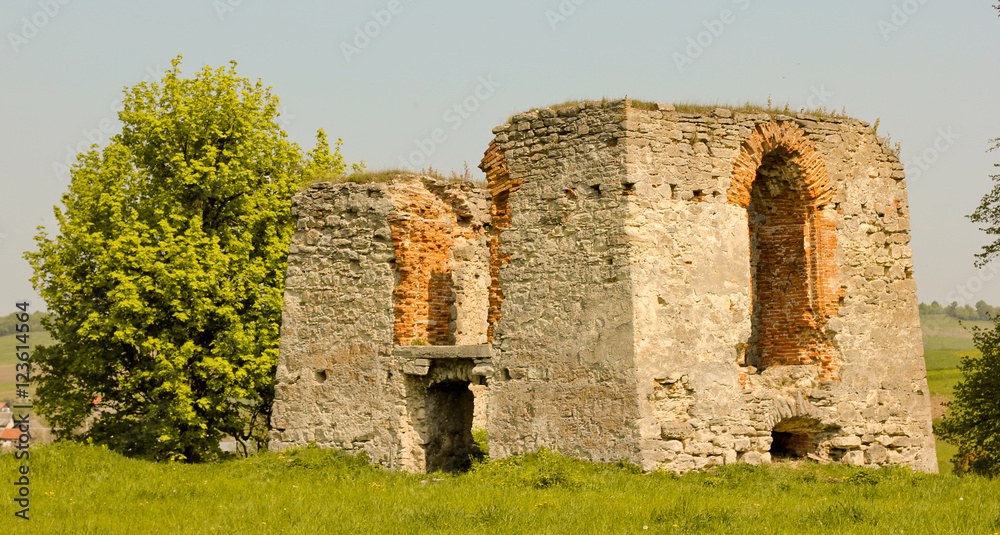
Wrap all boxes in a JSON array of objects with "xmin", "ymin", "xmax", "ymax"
[{"xmin": 0, "ymin": 442, "xmax": 998, "ymax": 534}]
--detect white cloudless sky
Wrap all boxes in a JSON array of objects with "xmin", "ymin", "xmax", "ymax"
[{"xmin": 2, "ymin": 0, "xmax": 999, "ymax": 311}]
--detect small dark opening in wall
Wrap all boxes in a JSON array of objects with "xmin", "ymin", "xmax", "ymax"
[
  {"xmin": 566, "ymin": 188, "xmax": 578, "ymax": 200},
  {"xmin": 692, "ymin": 189, "xmax": 706, "ymax": 202},
  {"xmin": 770, "ymin": 432, "xmax": 800, "ymax": 458},
  {"xmin": 770, "ymin": 418, "xmax": 824, "ymax": 459},
  {"xmin": 502, "ymin": 368, "xmax": 512, "ymax": 380},
  {"xmin": 314, "ymin": 370, "xmax": 327, "ymax": 383},
  {"xmin": 622, "ymin": 183, "xmax": 635, "ymax": 195},
  {"xmin": 590, "ymin": 184, "xmax": 601, "ymax": 195}
]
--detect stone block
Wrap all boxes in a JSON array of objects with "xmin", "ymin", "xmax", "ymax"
[
  {"xmin": 402, "ymin": 359, "xmax": 430, "ymax": 376},
  {"xmin": 865, "ymin": 444, "xmax": 888, "ymax": 464},
  {"xmin": 831, "ymin": 436, "xmax": 862, "ymax": 449},
  {"xmin": 660, "ymin": 422, "xmax": 695, "ymax": 440}
]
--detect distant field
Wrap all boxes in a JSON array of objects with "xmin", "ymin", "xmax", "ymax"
[{"xmin": 0, "ymin": 329, "xmax": 53, "ymax": 366}]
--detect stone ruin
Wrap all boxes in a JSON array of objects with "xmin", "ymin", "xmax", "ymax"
[{"xmin": 269, "ymin": 98, "xmax": 938, "ymax": 474}]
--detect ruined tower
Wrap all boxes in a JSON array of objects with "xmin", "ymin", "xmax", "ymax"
[{"xmin": 269, "ymin": 99, "xmax": 937, "ymax": 474}]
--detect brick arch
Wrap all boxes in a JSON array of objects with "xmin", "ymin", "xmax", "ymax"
[
  {"xmin": 727, "ymin": 121, "xmax": 834, "ymax": 210},
  {"xmin": 728, "ymin": 122, "xmax": 841, "ymax": 380}
]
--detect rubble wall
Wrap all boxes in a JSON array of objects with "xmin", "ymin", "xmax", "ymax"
[
  {"xmin": 486, "ymin": 100, "xmax": 935, "ymax": 473},
  {"xmin": 269, "ymin": 176, "xmax": 490, "ymax": 470},
  {"xmin": 484, "ymin": 100, "xmax": 643, "ymax": 462}
]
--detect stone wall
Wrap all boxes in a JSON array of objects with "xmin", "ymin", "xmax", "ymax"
[
  {"xmin": 484, "ymin": 100, "xmax": 642, "ymax": 462},
  {"xmin": 485, "ymin": 99, "xmax": 935, "ymax": 473},
  {"xmin": 271, "ymin": 99, "xmax": 936, "ymax": 475},
  {"xmin": 269, "ymin": 175, "xmax": 490, "ymax": 471}
]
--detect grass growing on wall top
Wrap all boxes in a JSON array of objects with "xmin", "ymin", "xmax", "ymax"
[
  {"xmin": 3, "ymin": 441, "xmax": 999, "ymax": 534},
  {"xmin": 515, "ymin": 98, "xmax": 852, "ymax": 122},
  {"xmin": 299, "ymin": 166, "xmax": 480, "ymax": 191}
]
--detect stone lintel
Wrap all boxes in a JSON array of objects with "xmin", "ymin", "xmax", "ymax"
[{"xmin": 392, "ymin": 344, "xmax": 493, "ymax": 360}]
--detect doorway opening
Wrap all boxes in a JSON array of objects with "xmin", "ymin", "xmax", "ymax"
[{"xmin": 424, "ymin": 380, "xmax": 476, "ymax": 472}]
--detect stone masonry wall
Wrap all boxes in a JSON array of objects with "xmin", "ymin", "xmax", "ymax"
[
  {"xmin": 485, "ymin": 99, "xmax": 936, "ymax": 473},
  {"xmin": 272, "ymin": 98, "xmax": 935, "ymax": 476},
  {"xmin": 269, "ymin": 175, "xmax": 490, "ymax": 470},
  {"xmin": 269, "ymin": 181, "xmax": 398, "ymax": 456},
  {"xmin": 484, "ymin": 100, "xmax": 643, "ymax": 463}
]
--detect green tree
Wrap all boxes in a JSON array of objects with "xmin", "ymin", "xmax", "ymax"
[
  {"xmin": 27, "ymin": 57, "xmax": 310, "ymax": 461},
  {"xmin": 943, "ymin": 89, "xmax": 1000, "ymax": 472},
  {"xmin": 303, "ymin": 128, "xmax": 364, "ymax": 182},
  {"xmin": 969, "ymin": 139, "xmax": 1000, "ymax": 267},
  {"xmin": 937, "ymin": 322, "xmax": 1000, "ymax": 476}
]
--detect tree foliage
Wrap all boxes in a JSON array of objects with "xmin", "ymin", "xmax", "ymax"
[
  {"xmin": 968, "ymin": 139, "xmax": 1000, "ymax": 267},
  {"xmin": 937, "ymin": 321, "xmax": 1000, "ymax": 476},
  {"xmin": 26, "ymin": 57, "xmax": 355, "ymax": 461},
  {"xmin": 918, "ymin": 300, "xmax": 1000, "ymax": 321},
  {"xmin": 949, "ymin": 57, "xmax": 1000, "ymax": 472},
  {"xmin": 303, "ymin": 128, "xmax": 364, "ymax": 183}
]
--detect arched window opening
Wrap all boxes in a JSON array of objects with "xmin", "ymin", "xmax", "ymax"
[{"xmin": 747, "ymin": 149, "xmax": 813, "ymax": 369}]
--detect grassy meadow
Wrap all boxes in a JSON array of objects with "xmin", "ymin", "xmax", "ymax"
[
  {"xmin": 1, "ymin": 442, "xmax": 999, "ymax": 534},
  {"xmin": 0, "ymin": 313, "xmax": 994, "ymax": 533}
]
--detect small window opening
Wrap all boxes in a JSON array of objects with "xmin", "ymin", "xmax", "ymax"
[
  {"xmin": 622, "ymin": 183, "xmax": 635, "ymax": 195},
  {"xmin": 314, "ymin": 370, "xmax": 327, "ymax": 383}
]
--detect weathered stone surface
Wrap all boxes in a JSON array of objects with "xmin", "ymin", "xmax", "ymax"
[
  {"xmin": 268, "ymin": 175, "xmax": 490, "ymax": 472},
  {"xmin": 270, "ymin": 99, "xmax": 937, "ymax": 475}
]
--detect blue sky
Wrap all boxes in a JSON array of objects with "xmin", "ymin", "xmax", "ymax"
[{"xmin": 2, "ymin": 0, "xmax": 999, "ymax": 311}]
